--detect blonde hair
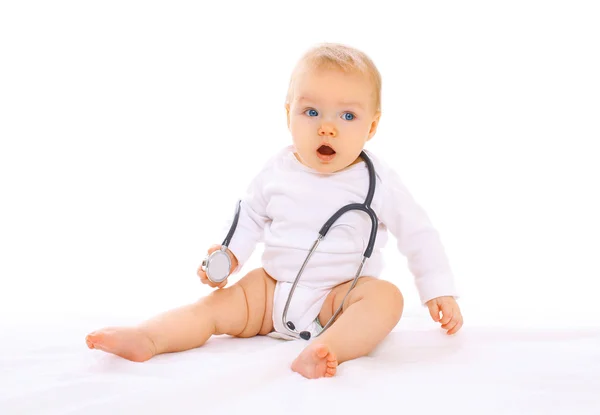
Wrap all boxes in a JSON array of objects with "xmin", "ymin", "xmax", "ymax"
[{"xmin": 285, "ymin": 43, "xmax": 382, "ymax": 113}]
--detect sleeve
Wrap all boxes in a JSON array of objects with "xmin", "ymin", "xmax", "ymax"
[
  {"xmin": 221, "ymin": 163, "xmax": 272, "ymax": 273},
  {"xmin": 378, "ymin": 165, "xmax": 459, "ymax": 305}
]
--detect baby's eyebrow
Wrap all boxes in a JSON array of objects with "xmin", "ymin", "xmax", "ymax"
[
  {"xmin": 297, "ymin": 96, "xmax": 364, "ymax": 110},
  {"xmin": 338, "ymin": 101, "xmax": 364, "ymax": 110}
]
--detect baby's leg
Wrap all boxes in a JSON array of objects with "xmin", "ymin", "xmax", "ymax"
[
  {"xmin": 291, "ymin": 277, "xmax": 403, "ymax": 378},
  {"xmin": 86, "ymin": 268, "xmax": 276, "ymax": 362}
]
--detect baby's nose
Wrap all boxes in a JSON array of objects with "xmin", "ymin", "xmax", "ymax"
[{"xmin": 318, "ymin": 124, "xmax": 337, "ymax": 137}]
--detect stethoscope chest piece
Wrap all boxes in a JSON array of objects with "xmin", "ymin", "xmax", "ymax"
[
  {"xmin": 201, "ymin": 248, "xmax": 231, "ymax": 283},
  {"xmin": 201, "ymin": 201, "xmax": 242, "ymax": 284}
]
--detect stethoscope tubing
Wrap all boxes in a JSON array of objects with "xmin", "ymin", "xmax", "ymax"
[
  {"xmin": 283, "ymin": 150, "xmax": 378, "ymax": 340},
  {"xmin": 204, "ymin": 151, "xmax": 379, "ymax": 340}
]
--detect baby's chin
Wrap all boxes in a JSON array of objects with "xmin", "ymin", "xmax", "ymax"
[
  {"xmin": 295, "ymin": 149, "xmax": 353, "ymax": 174},
  {"xmin": 308, "ymin": 157, "xmax": 351, "ymax": 174}
]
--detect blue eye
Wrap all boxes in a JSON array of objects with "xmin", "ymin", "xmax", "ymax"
[
  {"xmin": 342, "ymin": 112, "xmax": 355, "ymax": 121},
  {"xmin": 305, "ymin": 109, "xmax": 319, "ymax": 117}
]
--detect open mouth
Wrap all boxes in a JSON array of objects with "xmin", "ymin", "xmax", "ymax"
[{"xmin": 316, "ymin": 144, "xmax": 336, "ymax": 161}]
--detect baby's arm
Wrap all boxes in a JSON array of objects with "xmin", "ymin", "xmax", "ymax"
[
  {"xmin": 225, "ymin": 189, "xmax": 270, "ymax": 274},
  {"xmin": 379, "ymin": 167, "xmax": 458, "ymax": 302},
  {"xmin": 204, "ymin": 161, "xmax": 273, "ymax": 285},
  {"xmin": 378, "ymin": 163, "xmax": 462, "ymax": 333}
]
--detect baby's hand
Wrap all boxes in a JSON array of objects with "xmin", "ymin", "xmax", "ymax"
[
  {"xmin": 196, "ymin": 244, "xmax": 239, "ymax": 289},
  {"xmin": 426, "ymin": 296, "xmax": 463, "ymax": 335}
]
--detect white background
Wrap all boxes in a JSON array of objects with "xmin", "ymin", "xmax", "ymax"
[{"xmin": 1, "ymin": 1, "xmax": 599, "ymax": 329}]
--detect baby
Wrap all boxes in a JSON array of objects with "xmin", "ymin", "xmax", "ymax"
[{"xmin": 85, "ymin": 43, "xmax": 463, "ymax": 379}]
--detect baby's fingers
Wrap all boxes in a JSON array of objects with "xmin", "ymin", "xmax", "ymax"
[
  {"xmin": 442, "ymin": 310, "xmax": 464, "ymax": 335},
  {"xmin": 199, "ymin": 268, "xmax": 228, "ymax": 289},
  {"xmin": 439, "ymin": 304, "xmax": 453, "ymax": 325},
  {"xmin": 447, "ymin": 321, "xmax": 462, "ymax": 335},
  {"xmin": 197, "ymin": 267, "xmax": 220, "ymax": 288},
  {"xmin": 446, "ymin": 318, "xmax": 463, "ymax": 335},
  {"xmin": 202, "ymin": 275, "xmax": 227, "ymax": 289},
  {"xmin": 207, "ymin": 244, "xmax": 221, "ymax": 255},
  {"xmin": 428, "ymin": 302, "xmax": 441, "ymax": 322},
  {"xmin": 442, "ymin": 315, "xmax": 457, "ymax": 330}
]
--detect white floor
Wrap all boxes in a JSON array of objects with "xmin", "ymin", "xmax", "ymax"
[{"xmin": 1, "ymin": 315, "xmax": 599, "ymax": 415}]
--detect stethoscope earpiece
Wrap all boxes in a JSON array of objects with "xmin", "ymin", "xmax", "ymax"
[{"xmin": 299, "ymin": 331, "xmax": 311, "ymax": 340}]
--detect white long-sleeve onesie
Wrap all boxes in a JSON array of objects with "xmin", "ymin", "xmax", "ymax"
[{"xmin": 224, "ymin": 145, "xmax": 458, "ymax": 336}]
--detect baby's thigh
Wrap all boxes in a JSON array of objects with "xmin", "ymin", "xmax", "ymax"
[
  {"xmin": 231, "ymin": 268, "xmax": 276, "ymax": 337},
  {"xmin": 318, "ymin": 277, "xmax": 403, "ymax": 325}
]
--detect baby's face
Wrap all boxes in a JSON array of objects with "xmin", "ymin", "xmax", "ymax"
[{"xmin": 286, "ymin": 68, "xmax": 380, "ymax": 174}]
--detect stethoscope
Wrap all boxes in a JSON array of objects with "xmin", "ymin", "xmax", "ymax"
[{"xmin": 201, "ymin": 150, "xmax": 378, "ymax": 341}]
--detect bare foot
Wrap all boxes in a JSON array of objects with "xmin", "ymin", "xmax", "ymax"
[
  {"xmin": 291, "ymin": 342, "xmax": 338, "ymax": 379},
  {"xmin": 86, "ymin": 327, "xmax": 157, "ymax": 362}
]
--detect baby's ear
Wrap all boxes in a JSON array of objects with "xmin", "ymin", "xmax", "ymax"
[
  {"xmin": 285, "ymin": 104, "xmax": 291, "ymax": 130},
  {"xmin": 367, "ymin": 111, "xmax": 381, "ymax": 140}
]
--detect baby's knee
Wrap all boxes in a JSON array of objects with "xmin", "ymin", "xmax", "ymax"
[
  {"xmin": 370, "ymin": 280, "xmax": 404, "ymax": 322},
  {"xmin": 204, "ymin": 284, "xmax": 244, "ymax": 312}
]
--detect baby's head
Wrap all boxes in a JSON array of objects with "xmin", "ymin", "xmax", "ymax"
[{"xmin": 285, "ymin": 43, "xmax": 382, "ymax": 174}]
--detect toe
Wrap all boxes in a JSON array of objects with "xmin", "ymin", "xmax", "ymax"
[
  {"xmin": 86, "ymin": 332, "xmax": 102, "ymax": 347},
  {"xmin": 315, "ymin": 344, "xmax": 329, "ymax": 359},
  {"xmin": 327, "ymin": 360, "xmax": 337, "ymax": 368},
  {"xmin": 326, "ymin": 367, "xmax": 337, "ymax": 376},
  {"xmin": 85, "ymin": 337, "xmax": 94, "ymax": 349}
]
